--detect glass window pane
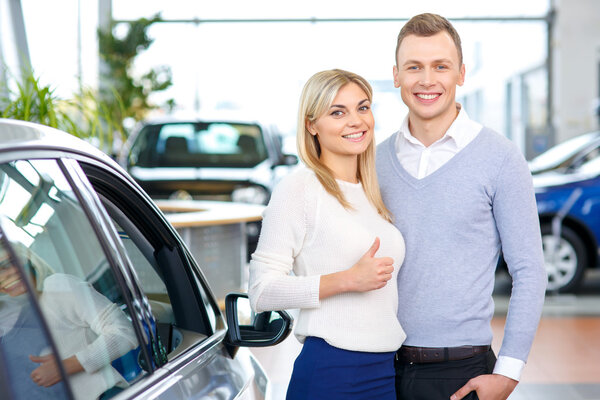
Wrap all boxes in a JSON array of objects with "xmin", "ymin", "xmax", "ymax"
[
  {"xmin": 0, "ymin": 159, "xmax": 144, "ymax": 400},
  {"xmin": 0, "ymin": 235, "xmax": 71, "ymax": 400},
  {"xmin": 132, "ymin": 122, "xmax": 268, "ymax": 168}
]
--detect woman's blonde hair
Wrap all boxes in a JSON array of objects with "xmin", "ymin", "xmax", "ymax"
[{"xmin": 296, "ymin": 69, "xmax": 392, "ymax": 222}]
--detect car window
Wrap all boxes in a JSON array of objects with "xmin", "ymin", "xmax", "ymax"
[
  {"xmin": 529, "ymin": 132, "xmax": 600, "ymax": 171},
  {"xmin": 130, "ymin": 122, "xmax": 268, "ymax": 168},
  {"xmin": 0, "ymin": 159, "xmax": 144, "ymax": 400},
  {"xmin": 0, "ymin": 231, "xmax": 73, "ymax": 400},
  {"xmin": 81, "ymin": 163, "xmax": 222, "ymax": 359},
  {"xmin": 568, "ymin": 143, "xmax": 600, "ymax": 171}
]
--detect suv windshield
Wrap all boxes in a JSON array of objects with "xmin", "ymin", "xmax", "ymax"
[{"xmin": 129, "ymin": 122, "xmax": 269, "ymax": 168}]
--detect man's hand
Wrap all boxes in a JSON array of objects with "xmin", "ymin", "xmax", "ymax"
[{"xmin": 450, "ymin": 374, "xmax": 518, "ymax": 400}]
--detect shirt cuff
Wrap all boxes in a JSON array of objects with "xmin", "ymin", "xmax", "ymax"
[{"xmin": 493, "ymin": 355, "xmax": 525, "ymax": 381}]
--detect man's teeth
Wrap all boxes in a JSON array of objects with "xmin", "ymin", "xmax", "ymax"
[
  {"xmin": 343, "ymin": 132, "xmax": 364, "ymax": 139},
  {"xmin": 417, "ymin": 94, "xmax": 439, "ymax": 100}
]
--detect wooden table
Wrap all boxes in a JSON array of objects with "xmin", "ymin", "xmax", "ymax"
[{"xmin": 156, "ymin": 200, "xmax": 265, "ymax": 303}]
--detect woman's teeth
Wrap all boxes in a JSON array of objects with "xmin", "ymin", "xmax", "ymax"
[{"xmin": 343, "ymin": 132, "xmax": 364, "ymax": 139}]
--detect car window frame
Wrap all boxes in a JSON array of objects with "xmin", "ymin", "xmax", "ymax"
[
  {"xmin": 60, "ymin": 157, "xmax": 163, "ymax": 367},
  {"xmin": 77, "ymin": 160, "xmax": 226, "ymax": 337},
  {"xmin": 0, "ymin": 149, "xmax": 233, "ymax": 395},
  {"xmin": 0, "ymin": 150, "xmax": 165, "ymax": 379}
]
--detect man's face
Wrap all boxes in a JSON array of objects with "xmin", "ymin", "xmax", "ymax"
[{"xmin": 393, "ymin": 31, "xmax": 465, "ymax": 125}]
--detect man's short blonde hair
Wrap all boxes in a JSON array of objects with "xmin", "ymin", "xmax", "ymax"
[{"xmin": 396, "ymin": 13, "xmax": 463, "ymax": 66}]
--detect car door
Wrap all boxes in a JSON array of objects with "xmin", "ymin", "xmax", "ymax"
[
  {"xmin": 78, "ymin": 160, "xmax": 269, "ymax": 399},
  {"xmin": 0, "ymin": 157, "xmax": 153, "ymax": 400}
]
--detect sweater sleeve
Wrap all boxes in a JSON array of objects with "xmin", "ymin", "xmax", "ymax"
[
  {"xmin": 492, "ymin": 148, "xmax": 547, "ymax": 362},
  {"xmin": 44, "ymin": 275, "xmax": 138, "ymax": 373},
  {"xmin": 248, "ymin": 171, "xmax": 321, "ymax": 313}
]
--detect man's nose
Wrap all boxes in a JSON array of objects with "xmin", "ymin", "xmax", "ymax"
[{"xmin": 419, "ymin": 69, "xmax": 434, "ymax": 86}]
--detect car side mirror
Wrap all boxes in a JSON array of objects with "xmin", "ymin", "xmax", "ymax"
[
  {"xmin": 277, "ymin": 154, "xmax": 298, "ymax": 167},
  {"xmin": 225, "ymin": 293, "xmax": 292, "ymax": 347}
]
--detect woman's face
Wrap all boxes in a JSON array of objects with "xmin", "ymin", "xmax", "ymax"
[
  {"xmin": 309, "ymin": 82, "xmax": 374, "ymax": 168},
  {"xmin": 0, "ymin": 264, "xmax": 29, "ymax": 297}
]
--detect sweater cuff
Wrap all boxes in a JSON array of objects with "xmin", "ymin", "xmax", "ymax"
[
  {"xmin": 307, "ymin": 275, "xmax": 321, "ymax": 308},
  {"xmin": 493, "ymin": 355, "xmax": 524, "ymax": 381}
]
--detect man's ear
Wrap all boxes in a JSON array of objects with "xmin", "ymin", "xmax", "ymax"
[
  {"xmin": 457, "ymin": 64, "xmax": 466, "ymax": 87},
  {"xmin": 393, "ymin": 65, "xmax": 401, "ymax": 88}
]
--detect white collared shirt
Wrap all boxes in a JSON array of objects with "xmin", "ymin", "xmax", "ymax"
[
  {"xmin": 394, "ymin": 105, "xmax": 525, "ymax": 382},
  {"xmin": 395, "ymin": 105, "xmax": 482, "ymax": 179}
]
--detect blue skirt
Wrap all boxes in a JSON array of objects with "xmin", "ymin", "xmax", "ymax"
[{"xmin": 286, "ymin": 337, "xmax": 396, "ymax": 400}]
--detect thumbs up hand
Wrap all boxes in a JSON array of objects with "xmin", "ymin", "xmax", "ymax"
[{"xmin": 346, "ymin": 237, "xmax": 394, "ymax": 292}]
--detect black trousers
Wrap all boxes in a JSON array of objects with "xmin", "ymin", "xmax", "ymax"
[{"xmin": 395, "ymin": 349, "xmax": 497, "ymax": 400}]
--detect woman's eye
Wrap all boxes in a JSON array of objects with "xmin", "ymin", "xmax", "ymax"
[
  {"xmin": 359, "ymin": 105, "xmax": 370, "ymax": 111},
  {"xmin": 331, "ymin": 110, "xmax": 343, "ymax": 116}
]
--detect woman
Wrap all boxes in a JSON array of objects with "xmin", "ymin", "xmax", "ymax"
[
  {"xmin": 0, "ymin": 244, "xmax": 138, "ymax": 400},
  {"xmin": 248, "ymin": 69, "xmax": 406, "ymax": 399}
]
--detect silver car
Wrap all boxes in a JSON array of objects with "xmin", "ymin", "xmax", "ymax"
[{"xmin": 0, "ymin": 119, "xmax": 291, "ymax": 400}]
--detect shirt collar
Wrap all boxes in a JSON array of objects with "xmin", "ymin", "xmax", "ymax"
[{"xmin": 397, "ymin": 104, "xmax": 481, "ymax": 149}]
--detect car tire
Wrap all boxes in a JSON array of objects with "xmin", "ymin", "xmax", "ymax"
[{"xmin": 541, "ymin": 224, "xmax": 587, "ymax": 293}]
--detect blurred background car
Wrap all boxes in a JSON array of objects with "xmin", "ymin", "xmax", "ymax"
[
  {"xmin": 118, "ymin": 115, "xmax": 299, "ymax": 257},
  {"xmin": 534, "ymin": 154, "xmax": 600, "ymax": 293},
  {"xmin": 0, "ymin": 118, "xmax": 291, "ymax": 400},
  {"xmin": 528, "ymin": 131, "xmax": 600, "ymax": 175}
]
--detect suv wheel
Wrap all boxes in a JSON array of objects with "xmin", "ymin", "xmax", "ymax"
[{"xmin": 541, "ymin": 224, "xmax": 587, "ymax": 293}]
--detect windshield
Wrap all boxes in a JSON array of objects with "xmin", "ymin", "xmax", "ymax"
[
  {"xmin": 129, "ymin": 122, "xmax": 269, "ymax": 168},
  {"xmin": 529, "ymin": 131, "xmax": 600, "ymax": 171}
]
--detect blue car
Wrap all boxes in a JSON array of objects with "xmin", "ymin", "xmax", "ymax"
[{"xmin": 534, "ymin": 157, "xmax": 600, "ymax": 292}]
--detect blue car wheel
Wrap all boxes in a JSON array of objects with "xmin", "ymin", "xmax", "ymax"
[{"xmin": 541, "ymin": 224, "xmax": 587, "ymax": 292}]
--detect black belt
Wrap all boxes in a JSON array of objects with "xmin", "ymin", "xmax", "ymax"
[{"xmin": 396, "ymin": 345, "xmax": 491, "ymax": 364}]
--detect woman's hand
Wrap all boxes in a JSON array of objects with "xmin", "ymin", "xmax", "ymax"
[
  {"xmin": 30, "ymin": 354, "xmax": 62, "ymax": 387},
  {"xmin": 345, "ymin": 237, "xmax": 394, "ymax": 292},
  {"xmin": 319, "ymin": 237, "xmax": 394, "ymax": 299},
  {"xmin": 29, "ymin": 354, "xmax": 84, "ymax": 387}
]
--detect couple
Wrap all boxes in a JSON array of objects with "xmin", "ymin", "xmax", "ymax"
[{"xmin": 248, "ymin": 13, "xmax": 547, "ymax": 400}]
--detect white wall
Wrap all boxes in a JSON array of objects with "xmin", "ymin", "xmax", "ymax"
[{"xmin": 553, "ymin": 0, "xmax": 600, "ymax": 142}]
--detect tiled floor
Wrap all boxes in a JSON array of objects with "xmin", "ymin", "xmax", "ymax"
[
  {"xmin": 251, "ymin": 270, "xmax": 600, "ymax": 399},
  {"xmin": 492, "ymin": 317, "xmax": 600, "ymax": 399}
]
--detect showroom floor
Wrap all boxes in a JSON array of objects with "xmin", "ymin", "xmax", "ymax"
[{"xmin": 251, "ymin": 270, "xmax": 600, "ymax": 400}]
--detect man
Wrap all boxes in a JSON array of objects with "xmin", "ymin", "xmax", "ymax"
[{"xmin": 376, "ymin": 13, "xmax": 547, "ymax": 400}]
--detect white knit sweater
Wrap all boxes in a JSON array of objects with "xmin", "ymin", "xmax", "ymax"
[
  {"xmin": 248, "ymin": 168, "xmax": 406, "ymax": 352},
  {"xmin": 39, "ymin": 274, "xmax": 138, "ymax": 400}
]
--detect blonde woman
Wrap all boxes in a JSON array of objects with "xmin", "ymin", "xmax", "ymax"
[{"xmin": 248, "ymin": 69, "xmax": 405, "ymax": 399}]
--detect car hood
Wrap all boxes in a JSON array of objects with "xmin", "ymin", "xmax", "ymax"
[
  {"xmin": 533, "ymin": 170, "xmax": 598, "ymax": 190},
  {"xmin": 129, "ymin": 159, "xmax": 275, "ymax": 188}
]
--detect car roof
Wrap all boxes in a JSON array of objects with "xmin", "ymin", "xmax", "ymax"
[
  {"xmin": 140, "ymin": 111, "xmax": 264, "ymax": 126},
  {"xmin": 0, "ymin": 118, "xmax": 122, "ymax": 170},
  {"xmin": 0, "ymin": 118, "xmax": 109, "ymax": 157}
]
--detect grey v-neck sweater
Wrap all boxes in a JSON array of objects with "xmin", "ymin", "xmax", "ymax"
[{"xmin": 376, "ymin": 127, "xmax": 546, "ymax": 362}]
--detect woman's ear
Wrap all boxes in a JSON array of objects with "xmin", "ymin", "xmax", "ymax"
[{"xmin": 306, "ymin": 121, "xmax": 317, "ymax": 136}]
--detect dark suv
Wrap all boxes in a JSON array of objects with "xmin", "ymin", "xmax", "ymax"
[
  {"xmin": 119, "ymin": 117, "xmax": 299, "ymax": 256},
  {"xmin": 119, "ymin": 116, "xmax": 298, "ymax": 204}
]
